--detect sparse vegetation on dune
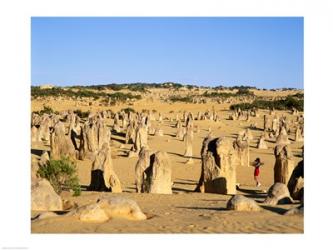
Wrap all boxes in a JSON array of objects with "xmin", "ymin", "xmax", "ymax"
[
  {"xmin": 167, "ymin": 88, "xmax": 255, "ymax": 103},
  {"xmin": 168, "ymin": 95, "xmax": 194, "ymax": 103},
  {"xmin": 69, "ymin": 82, "xmax": 188, "ymax": 92},
  {"xmin": 213, "ymin": 85, "xmax": 258, "ymax": 91},
  {"xmin": 121, "ymin": 107, "xmax": 136, "ymax": 114},
  {"xmin": 202, "ymin": 89, "xmax": 254, "ymax": 98},
  {"xmin": 73, "ymin": 109, "xmax": 90, "ymax": 119},
  {"xmin": 32, "ymin": 105, "xmax": 58, "ymax": 115},
  {"xmin": 230, "ymin": 95, "xmax": 304, "ymax": 111},
  {"xmin": 292, "ymin": 92, "xmax": 304, "ymax": 99},
  {"xmin": 31, "ymin": 86, "xmax": 142, "ymax": 104}
]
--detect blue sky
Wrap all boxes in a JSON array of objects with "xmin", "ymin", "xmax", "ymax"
[{"xmin": 31, "ymin": 17, "xmax": 303, "ymax": 88}]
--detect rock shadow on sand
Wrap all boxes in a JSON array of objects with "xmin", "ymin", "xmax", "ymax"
[{"xmin": 175, "ymin": 206, "xmax": 228, "ymax": 211}]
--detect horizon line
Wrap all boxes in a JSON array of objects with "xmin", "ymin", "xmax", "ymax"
[{"xmin": 31, "ymin": 81, "xmax": 304, "ymax": 90}]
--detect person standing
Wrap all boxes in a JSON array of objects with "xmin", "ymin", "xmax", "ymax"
[{"xmin": 252, "ymin": 158, "xmax": 264, "ymax": 187}]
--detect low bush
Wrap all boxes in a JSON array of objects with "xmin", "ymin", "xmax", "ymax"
[
  {"xmin": 202, "ymin": 91, "xmax": 234, "ymax": 98},
  {"xmin": 33, "ymin": 105, "xmax": 57, "ymax": 115},
  {"xmin": 168, "ymin": 95, "xmax": 193, "ymax": 103},
  {"xmin": 236, "ymin": 88, "xmax": 254, "ymax": 96},
  {"xmin": 202, "ymin": 89, "xmax": 254, "ymax": 98},
  {"xmin": 73, "ymin": 109, "xmax": 90, "ymax": 119},
  {"xmin": 37, "ymin": 156, "xmax": 81, "ymax": 196},
  {"xmin": 292, "ymin": 93, "xmax": 304, "ymax": 98},
  {"xmin": 107, "ymin": 92, "xmax": 142, "ymax": 101},
  {"xmin": 230, "ymin": 96, "xmax": 304, "ymax": 111},
  {"xmin": 121, "ymin": 107, "xmax": 136, "ymax": 114},
  {"xmin": 32, "ymin": 86, "xmax": 142, "ymax": 105}
]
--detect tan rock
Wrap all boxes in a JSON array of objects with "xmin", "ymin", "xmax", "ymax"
[
  {"xmin": 31, "ymin": 179, "xmax": 63, "ymax": 211},
  {"xmin": 50, "ymin": 121, "xmax": 76, "ymax": 160},
  {"xmin": 195, "ymin": 136, "xmax": 238, "ymax": 195},
  {"xmin": 227, "ymin": 195, "xmax": 261, "ymax": 211},
  {"xmin": 274, "ymin": 144, "xmax": 294, "ymax": 184},
  {"xmin": 89, "ymin": 143, "xmax": 122, "ymax": 193},
  {"xmin": 264, "ymin": 182, "xmax": 293, "ymax": 205},
  {"xmin": 147, "ymin": 151, "xmax": 173, "ymax": 194}
]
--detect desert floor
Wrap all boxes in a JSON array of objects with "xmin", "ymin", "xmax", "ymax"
[{"xmin": 31, "ymin": 98, "xmax": 304, "ymax": 233}]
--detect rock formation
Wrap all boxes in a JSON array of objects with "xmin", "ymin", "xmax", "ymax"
[
  {"xmin": 145, "ymin": 151, "xmax": 173, "ymax": 194},
  {"xmin": 227, "ymin": 195, "xmax": 261, "ymax": 211},
  {"xmin": 295, "ymin": 126, "xmax": 304, "ymax": 142},
  {"xmin": 79, "ymin": 121, "xmax": 98, "ymax": 160},
  {"xmin": 287, "ymin": 159, "xmax": 304, "ymax": 201},
  {"xmin": 264, "ymin": 182, "xmax": 293, "ymax": 205},
  {"xmin": 257, "ymin": 135, "xmax": 268, "ymax": 149},
  {"xmin": 276, "ymin": 126, "xmax": 290, "ymax": 145},
  {"xmin": 274, "ymin": 144, "xmax": 294, "ymax": 184},
  {"xmin": 134, "ymin": 147, "xmax": 151, "ymax": 193},
  {"xmin": 233, "ymin": 136, "xmax": 249, "ymax": 167},
  {"xmin": 134, "ymin": 124, "xmax": 148, "ymax": 153},
  {"xmin": 195, "ymin": 136, "xmax": 238, "ymax": 195},
  {"xmin": 31, "ymin": 179, "xmax": 63, "ymax": 211},
  {"xmin": 89, "ymin": 143, "xmax": 122, "ymax": 193},
  {"xmin": 68, "ymin": 197, "xmax": 146, "ymax": 222},
  {"xmin": 50, "ymin": 121, "xmax": 76, "ymax": 160}
]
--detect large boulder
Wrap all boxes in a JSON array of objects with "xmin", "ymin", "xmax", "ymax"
[
  {"xmin": 79, "ymin": 122, "xmax": 98, "ymax": 161},
  {"xmin": 96, "ymin": 119, "xmax": 111, "ymax": 149},
  {"xmin": 38, "ymin": 116, "xmax": 51, "ymax": 142},
  {"xmin": 146, "ymin": 151, "xmax": 173, "ymax": 194},
  {"xmin": 89, "ymin": 143, "xmax": 122, "ymax": 193},
  {"xmin": 31, "ymin": 179, "xmax": 63, "ymax": 211},
  {"xmin": 195, "ymin": 136, "xmax": 239, "ymax": 195},
  {"xmin": 134, "ymin": 125, "xmax": 148, "ymax": 152},
  {"xmin": 70, "ymin": 197, "xmax": 147, "ymax": 222},
  {"xmin": 227, "ymin": 195, "xmax": 261, "ymax": 211},
  {"xmin": 274, "ymin": 144, "xmax": 294, "ymax": 184},
  {"xmin": 264, "ymin": 182, "xmax": 293, "ymax": 205},
  {"xmin": 50, "ymin": 121, "xmax": 76, "ymax": 160},
  {"xmin": 135, "ymin": 147, "xmax": 151, "ymax": 193},
  {"xmin": 233, "ymin": 137, "xmax": 249, "ymax": 167},
  {"xmin": 287, "ymin": 160, "xmax": 304, "ymax": 201}
]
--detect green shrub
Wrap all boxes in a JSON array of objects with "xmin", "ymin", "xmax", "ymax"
[
  {"xmin": 74, "ymin": 109, "xmax": 90, "ymax": 119},
  {"xmin": 292, "ymin": 93, "xmax": 304, "ymax": 98},
  {"xmin": 121, "ymin": 107, "xmax": 135, "ymax": 114},
  {"xmin": 33, "ymin": 105, "xmax": 58, "ymax": 115},
  {"xmin": 230, "ymin": 103, "xmax": 255, "ymax": 110},
  {"xmin": 37, "ymin": 156, "xmax": 81, "ymax": 196},
  {"xmin": 168, "ymin": 95, "xmax": 193, "ymax": 103},
  {"xmin": 127, "ymin": 84, "xmax": 147, "ymax": 93},
  {"xmin": 236, "ymin": 88, "xmax": 254, "ymax": 96},
  {"xmin": 202, "ymin": 91, "xmax": 234, "ymax": 98},
  {"xmin": 202, "ymin": 89, "xmax": 254, "ymax": 98},
  {"xmin": 32, "ymin": 86, "xmax": 142, "ymax": 105},
  {"xmin": 107, "ymin": 92, "xmax": 142, "ymax": 101},
  {"xmin": 230, "ymin": 96, "xmax": 304, "ymax": 111}
]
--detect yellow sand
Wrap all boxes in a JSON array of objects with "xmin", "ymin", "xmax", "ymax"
[{"xmin": 31, "ymin": 89, "xmax": 303, "ymax": 233}]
